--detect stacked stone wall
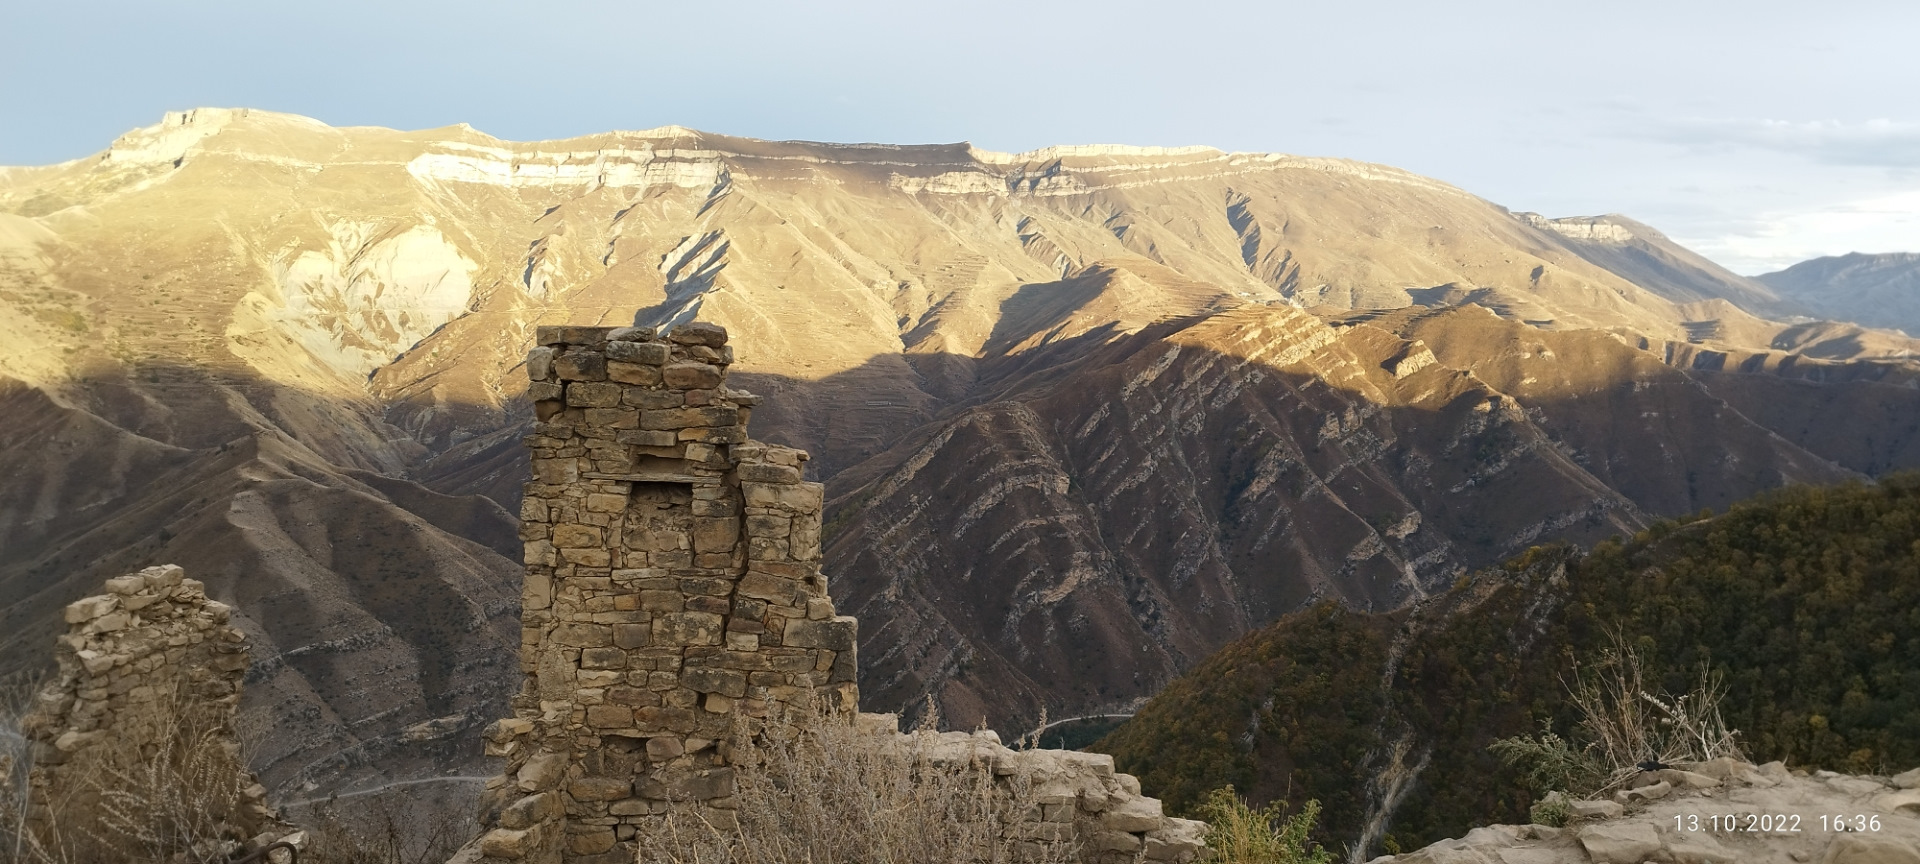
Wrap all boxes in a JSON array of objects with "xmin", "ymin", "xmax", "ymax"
[
  {"xmin": 473, "ymin": 323, "xmax": 1201, "ymax": 864},
  {"xmin": 20, "ymin": 564, "xmax": 281, "ymax": 848}
]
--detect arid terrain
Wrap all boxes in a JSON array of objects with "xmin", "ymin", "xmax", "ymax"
[{"xmin": 5, "ymin": 108, "xmax": 1920, "ymax": 798}]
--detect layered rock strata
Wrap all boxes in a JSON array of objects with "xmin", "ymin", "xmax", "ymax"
[
  {"xmin": 1373, "ymin": 759, "xmax": 1920, "ymax": 864},
  {"xmin": 20, "ymin": 565, "xmax": 283, "ymax": 848},
  {"xmin": 471, "ymin": 323, "xmax": 1202, "ymax": 864}
]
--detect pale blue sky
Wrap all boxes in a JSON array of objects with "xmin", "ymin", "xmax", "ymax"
[{"xmin": 4, "ymin": 0, "xmax": 1917, "ymax": 273}]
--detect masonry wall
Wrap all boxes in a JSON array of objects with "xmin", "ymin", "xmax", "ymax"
[
  {"xmin": 472, "ymin": 323, "xmax": 1202, "ymax": 864},
  {"xmin": 21, "ymin": 564, "xmax": 280, "ymax": 849}
]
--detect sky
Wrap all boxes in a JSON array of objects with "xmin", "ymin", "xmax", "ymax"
[{"xmin": 3, "ymin": 0, "xmax": 1917, "ymax": 274}]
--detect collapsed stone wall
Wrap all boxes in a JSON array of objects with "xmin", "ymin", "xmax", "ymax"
[
  {"xmin": 19, "ymin": 564, "xmax": 282, "ymax": 849},
  {"xmin": 472, "ymin": 323, "xmax": 1203, "ymax": 864}
]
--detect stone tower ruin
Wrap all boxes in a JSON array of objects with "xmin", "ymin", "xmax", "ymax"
[
  {"xmin": 474, "ymin": 323, "xmax": 856, "ymax": 862},
  {"xmin": 472, "ymin": 322, "xmax": 1203, "ymax": 864}
]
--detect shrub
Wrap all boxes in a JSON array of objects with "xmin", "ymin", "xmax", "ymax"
[
  {"xmin": 1193, "ymin": 786, "xmax": 1332, "ymax": 864},
  {"xmin": 1490, "ymin": 632, "xmax": 1742, "ymax": 798},
  {"xmin": 0, "ymin": 679, "xmax": 266, "ymax": 864},
  {"xmin": 635, "ymin": 702, "xmax": 1077, "ymax": 864}
]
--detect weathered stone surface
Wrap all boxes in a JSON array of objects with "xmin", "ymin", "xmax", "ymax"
[
  {"xmin": 537, "ymin": 325, "xmax": 614, "ymax": 346},
  {"xmin": 527, "ymin": 346, "xmax": 557, "ymax": 380},
  {"xmin": 667, "ymin": 322, "xmax": 728, "ymax": 347},
  {"xmin": 1819, "ymin": 836, "xmax": 1920, "ymax": 864},
  {"xmin": 606, "ymin": 341, "xmax": 671, "ymax": 365},
  {"xmin": 24, "ymin": 566, "xmax": 288, "ymax": 848},
  {"xmin": 662, "ymin": 362, "xmax": 723, "ymax": 389},
  {"xmin": 784, "ymin": 616, "xmax": 856, "ymax": 651},
  {"xmin": 565, "ymin": 382, "xmax": 621, "ymax": 408},
  {"xmin": 1579, "ymin": 823, "xmax": 1661, "ymax": 864},
  {"xmin": 554, "ymin": 351, "xmax": 608, "ymax": 381},
  {"xmin": 476, "ymin": 323, "xmax": 1198, "ymax": 864},
  {"xmin": 1378, "ymin": 758, "xmax": 1920, "ymax": 864}
]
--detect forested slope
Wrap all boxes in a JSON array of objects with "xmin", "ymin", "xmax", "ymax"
[{"xmin": 1094, "ymin": 475, "xmax": 1920, "ymax": 856}]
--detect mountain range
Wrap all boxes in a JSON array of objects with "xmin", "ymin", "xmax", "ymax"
[{"xmin": 2, "ymin": 108, "xmax": 1918, "ymax": 796}]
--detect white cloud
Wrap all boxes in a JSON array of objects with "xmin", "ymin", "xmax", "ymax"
[
  {"xmin": 1685, "ymin": 186, "xmax": 1920, "ymax": 274},
  {"xmin": 1648, "ymin": 118, "xmax": 1920, "ymax": 168}
]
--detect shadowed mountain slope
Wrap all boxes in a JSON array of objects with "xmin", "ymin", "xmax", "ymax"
[
  {"xmin": 1094, "ymin": 476, "xmax": 1920, "ymax": 859},
  {"xmin": 6, "ymin": 109, "xmax": 1920, "ymax": 796},
  {"xmin": 1759, "ymin": 251, "xmax": 1920, "ymax": 335}
]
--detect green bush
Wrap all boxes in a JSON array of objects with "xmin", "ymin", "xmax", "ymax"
[{"xmin": 1195, "ymin": 786, "xmax": 1333, "ymax": 864}]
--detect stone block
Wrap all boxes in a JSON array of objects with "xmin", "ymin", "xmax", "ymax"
[
  {"xmin": 693, "ymin": 518, "xmax": 740, "ymax": 553},
  {"xmin": 585, "ymin": 493, "xmax": 628, "ymax": 513},
  {"xmin": 499, "ymin": 792, "xmax": 560, "ymax": 830},
  {"xmin": 668, "ymin": 322, "xmax": 728, "ymax": 346},
  {"xmin": 517, "ymin": 752, "xmax": 567, "ymax": 792},
  {"xmin": 743, "ymin": 482, "xmax": 824, "ymax": 513},
  {"xmin": 784, "ymin": 617, "xmax": 856, "ymax": 652},
  {"xmin": 103, "ymin": 576, "xmax": 144, "ymax": 595},
  {"xmin": 606, "ymin": 341, "xmax": 671, "ymax": 365},
  {"xmin": 527, "ymin": 381, "xmax": 563, "ymax": 402},
  {"xmin": 64, "ymin": 596, "xmax": 118, "ymax": 624},
  {"xmin": 653, "ymin": 613, "xmax": 723, "ymax": 646},
  {"xmin": 566, "ymin": 382, "xmax": 622, "ymax": 408},
  {"xmin": 1570, "ymin": 798, "xmax": 1623, "ymax": 819},
  {"xmin": 737, "ymin": 463, "xmax": 802, "ymax": 484},
  {"xmin": 624, "ymin": 390, "xmax": 683, "ymax": 409},
  {"xmin": 554, "ymin": 351, "xmax": 608, "ymax": 381},
  {"xmin": 681, "ymin": 668, "xmax": 748, "ymax": 698},
  {"xmin": 537, "ymin": 325, "xmax": 613, "ymax": 346},
  {"xmin": 1578, "ymin": 823, "xmax": 1661, "ymax": 864},
  {"xmin": 607, "ymin": 326, "xmax": 656, "ymax": 342},
  {"xmin": 479, "ymin": 827, "xmax": 536, "ymax": 859},
  {"xmin": 551, "ymin": 524, "xmax": 604, "ymax": 548},
  {"xmin": 646, "ymin": 736, "xmax": 685, "ymax": 760},
  {"xmin": 1102, "ymin": 796, "xmax": 1166, "ymax": 832},
  {"xmin": 607, "ymin": 362, "xmax": 662, "ymax": 387},
  {"xmin": 738, "ymin": 572, "xmax": 800, "ymax": 606},
  {"xmin": 559, "ymin": 547, "xmax": 611, "ymax": 567},
  {"xmin": 551, "ymin": 624, "xmax": 613, "ymax": 648},
  {"xmin": 612, "ymin": 624, "xmax": 650, "ymax": 649},
  {"xmin": 525, "ymin": 573, "xmax": 553, "ymax": 611},
  {"xmin": 639, "ymin": 406, "xmax": 738, "ymax": 430},
  {"xmin": 581, "ymin": 648, "xmax": 627, "ymax": 670},
  {"xmin": 566, "ymin": 826, "xmax": 617, "ymax": 855},
  {"xmin": 662, "ymin": 362, "xmax": 723, "ymax": 389},
  {"xmin": 745, "ymin": 513, "xmax": 791, "ymax": 538},
  {"xmin": 586, "ymin": 705, "xmax": 633, "ymax": 728},
  {"xmin": 526, "ymin": 346, "xmax": 557, "ymax": 380},
  {"xmin": 582, "ymin": 408, "xmax": 638, "ymax": 428},
  {"xmin": 634, "ymin": 706, "xmax": 698, "ymax": 733},
  {"xmin": 615, "ymin": 430, "xmax": 678, "ymax": 449},
  {"xmin": 679, "ymin": 426, "xmax": 747, "ymax": 444}
]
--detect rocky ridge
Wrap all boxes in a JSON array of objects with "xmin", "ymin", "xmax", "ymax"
[
  {"xmin": 8, "ymin": 109, "xmax": 1920, "ymax": 794},
  {"xmin": 1375, "ymin": 760, "xmax": 1920, "ymax": 864}
]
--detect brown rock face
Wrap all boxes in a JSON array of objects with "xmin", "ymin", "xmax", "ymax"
[
  {"xmin": 7, "ymin": 110, "xmax": 1920, "ymax": 795},
  {"xmin": 826, "ymin": 304, "xmax": 1859, "ymax": 730}
]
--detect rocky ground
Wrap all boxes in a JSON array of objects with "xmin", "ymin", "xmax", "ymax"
[{"xmin": 1374, "ymin": 760, "xmax": 1920, "ymax": 864}]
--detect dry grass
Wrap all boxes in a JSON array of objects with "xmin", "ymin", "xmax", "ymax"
[
  {"xmin": 0, "ymin": 677, "xmax": 264, "ymax": 864},
  {"xmin": 1490, "ymin": 632, "xmax": 1743, "ymax": 798},
  {"xmin": 636, "ymin": 701, "xmax": 1079, "ymax": 864}
]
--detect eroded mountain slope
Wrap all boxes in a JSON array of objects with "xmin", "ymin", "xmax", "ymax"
[{"xmin": 5, "ymin": 109, "xmax": 1920, "ymax": 794}]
